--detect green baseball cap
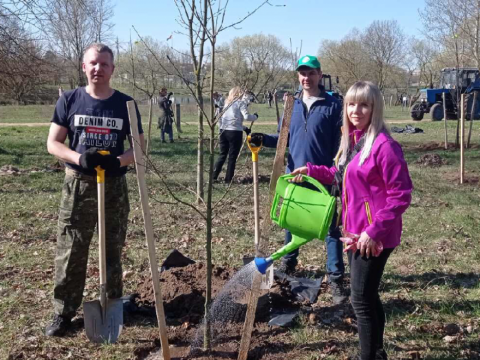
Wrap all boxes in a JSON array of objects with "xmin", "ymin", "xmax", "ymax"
[{"xmin": 296, "ymin": 55, "xmax": 321, "ymax": 71}]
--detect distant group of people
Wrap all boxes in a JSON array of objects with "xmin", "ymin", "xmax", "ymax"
[{"xmin": 45, "ymin": 44, "xmax": 413, "ymax": 360}]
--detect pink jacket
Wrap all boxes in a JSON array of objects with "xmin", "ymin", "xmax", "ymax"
[{"xmin": 306, "ymin": 129, "xmax": 413, "ymax": 249}]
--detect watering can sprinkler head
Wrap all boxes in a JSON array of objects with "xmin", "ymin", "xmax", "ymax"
[{"xmin": 254, "ymin": 257, "xmax": 273, "ymax": 274}]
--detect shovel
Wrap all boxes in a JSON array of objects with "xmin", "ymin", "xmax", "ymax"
[{"xmin": 84, "ymin": 153, "xmax": 123, "ymax": 343}]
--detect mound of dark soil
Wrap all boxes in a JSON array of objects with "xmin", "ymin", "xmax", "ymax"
[
  {"xmin": 219, "ymin": 174, "xmax": 271, "ymax": 184},
  {"xmin": 134, "ymin": 262, "xmax": 321, "ymax": 360},
  {"xmin": 416, "ymin": 153, "xmax": 447, "ymax": 167},
  {"xmin": 136, "ymin": 263, "xmax": 233, "ymax": 324}
]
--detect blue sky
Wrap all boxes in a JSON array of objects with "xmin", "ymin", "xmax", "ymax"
[{"xmin": 113, "ymin": 0, "xmax": 426, "ymax": 55}]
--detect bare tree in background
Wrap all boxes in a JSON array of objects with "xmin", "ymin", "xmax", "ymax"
[
  {"xmin": 420, "ymin": 0, "xmax": 477, "ymax": 69},
  {"xmin": 319, "ymin": 30, "xmax": 373, "ymax": 93},
  {"xmin": 0, "ymin": 14, "xmax": 50, "ymax": 103},
  {"xmin": 117, "ymin": 37, "xmax": 170, "ymax": 156},
  {"xmin": 43, "ymin": 0, "xmax": 115, "ymax": 87},
  {"xmin": 411, "ymin": 38, "xmax": 440, "ymax": 89},
  {"xmin": 92, "ymin": 0, "xmax": 115, "ymax": 43},
  {"xmin": 217, "ymin": 34, "xmax": 291, "ymax": 97},
  {"xmin": 363, "ymin": 20, "xmax": 406, "ymax": 91}
]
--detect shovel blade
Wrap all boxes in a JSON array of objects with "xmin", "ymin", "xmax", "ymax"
[{"xmin": 84, "ymin": 299, "xmax": 123, "ymax": 343}]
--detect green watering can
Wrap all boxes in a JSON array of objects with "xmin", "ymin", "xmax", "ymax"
[{"xmin": 255, "ymin": 174, "xmax": 336, "ymax": 274}]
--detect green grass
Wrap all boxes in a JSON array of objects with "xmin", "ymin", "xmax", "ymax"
[
  {"xmin": 0, "ymin": 109, "xmax": 480, "ymax": 359},
  {"xmin": 0, "ymin": 102, "xmax": 415, "ymax": 124}
]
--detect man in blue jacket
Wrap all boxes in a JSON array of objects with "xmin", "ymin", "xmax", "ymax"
[{"xmin": 250, "ymin": 55, "xmax": 346, "ymax": 304}]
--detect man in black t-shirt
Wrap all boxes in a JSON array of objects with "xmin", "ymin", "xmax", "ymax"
[{"xmin": 45, "ymin": 43, "xmax": 145, "ymax": 337}]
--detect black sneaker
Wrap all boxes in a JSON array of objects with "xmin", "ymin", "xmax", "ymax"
[
  {"xmin": 376, "ymin": 349, "xmax": 388, "ymax": 360},
  {"xmin": 45, "ymin": 314, "xmax": 71, "ymax": 337},
  {"xmin": 329, "ymin": 279, "xmax": 348, "ymax": 305},
  {"xmin": 349, "ymin": 350, "xmax": 387, "ymax": 360}
]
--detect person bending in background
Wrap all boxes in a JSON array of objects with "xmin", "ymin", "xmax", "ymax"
[
  {"xmin": 291, "ymin": 81, "xmax": 413, "ymax": 360},
  {"xmin": 213, "ymin": 86, "xmax": 258, "ymax": 183}
]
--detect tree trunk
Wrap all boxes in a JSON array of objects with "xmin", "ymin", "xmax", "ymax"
[
  {"xmin": 204, "ymin": 35, "xmax": 216, "ymax": 350},
  {"xmin": 196, "ymin": 83, "xmax": 204, "ymax": 204},
  {"xmin": 204, "ymin": 125, "xmax": 214, "ymax": 350}
]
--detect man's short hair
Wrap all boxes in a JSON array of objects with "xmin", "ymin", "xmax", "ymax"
[{"xmin": 83, "ymin": 43, "xmax": 114, "ymax": 63}]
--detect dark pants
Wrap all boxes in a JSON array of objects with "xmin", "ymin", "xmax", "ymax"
[
  {"xmin": 348, "ymin": 248, "xmax": 394, "ymax": 360},
  {"xmin": 213, "ymin": 130, "xmax": 243, "ymax": 182},
  {"xmin": 283, "ymin": 210, "xmax": 344, "ymax": 281},
  {"xmin": 282, "ymin": 180, "xmax": 344, "ymax": 282},
  {"xmin": 161, "ymin": 123, "xmax": 174, "ymax": 142},
  {"xmin": 53, "ymin": 171, "xmax": 129, "ymax": 318}
]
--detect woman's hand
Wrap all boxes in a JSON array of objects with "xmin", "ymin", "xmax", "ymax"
[
  {"xmin": 290, "ymin": 166, "xmax": 308, "ymax": 183},
  {"xmin": 358, "ymin": 231, "xmax": 381, "ymax": 258}
]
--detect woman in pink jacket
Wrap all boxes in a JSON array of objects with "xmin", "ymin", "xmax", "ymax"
[{"xmin": 291, "ymin": 81, "xmax": 412, "ymax": 360}]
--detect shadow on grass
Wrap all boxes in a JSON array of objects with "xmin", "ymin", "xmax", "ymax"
[
  {"xmin": 384, "ymin": 297, "xmax": 480, "ymax": 321},
  {"xmin": 382, "ymin": 272, "xmax": 480, "ymax": 292}
]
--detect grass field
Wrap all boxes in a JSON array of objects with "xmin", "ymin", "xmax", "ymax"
[
  {"xmin": 0, "ymin": 102, "xmax": 413, "ymax": 124},
  {"xmin": 0, "ymin": 106, "xmax": 480, "ymax": 359}
]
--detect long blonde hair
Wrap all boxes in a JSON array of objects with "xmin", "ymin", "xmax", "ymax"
[
  {"xmin": 336, "ymin": 81, "xmax": 390, "ymax": 167},
  {"xmin": 224, "ymin": 86, "xmax": 244, "ymax": 107}
]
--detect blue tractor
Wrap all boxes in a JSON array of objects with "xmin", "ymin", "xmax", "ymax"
[
  {"xmin": 322, "ymin": 74, "xmax": 343, "ymax": 102},
  {"xmin": 410, "ymin": 67, "xmax": 480, "ymax": 121}
]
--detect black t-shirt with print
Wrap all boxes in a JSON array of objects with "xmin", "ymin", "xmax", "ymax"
[{"xmin": 52, "ymin": 87, "xmax": 143, "ymax": 177}]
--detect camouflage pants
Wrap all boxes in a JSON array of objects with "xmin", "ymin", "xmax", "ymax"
[{"xmin": 53, "ymin": 170, "xmax": 130, "ymax": 318}]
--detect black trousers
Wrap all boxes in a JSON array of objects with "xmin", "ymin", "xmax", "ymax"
[
  {"xmin": 348, "ymin": 248, "xmax": 394, "ymax": 360},
  {"xmin": 213, "ymin": 130, "xmax": 243, "ymax": 182}
]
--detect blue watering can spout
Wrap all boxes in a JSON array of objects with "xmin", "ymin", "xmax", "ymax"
[{"xmin": 254, "ymin": 257, "xmax": 273, "ymax": 274}]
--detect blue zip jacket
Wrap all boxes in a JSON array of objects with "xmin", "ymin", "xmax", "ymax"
[{"xmin": 263, "ymin": 87, "xmax": 342, "ymax": 173}]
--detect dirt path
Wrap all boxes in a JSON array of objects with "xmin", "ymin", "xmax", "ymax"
[{"xmin": 0, "ymin": 119, "xmax": 416, "ymax": 127}]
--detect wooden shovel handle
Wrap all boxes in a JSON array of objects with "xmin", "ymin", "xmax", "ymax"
[
  {"xmin": 127, "ymin": 101, "xmax": 171, "ymax": 360},
  {"xmin": 96, "ymin": 167, "xmax": 107, "ymax": 310}
]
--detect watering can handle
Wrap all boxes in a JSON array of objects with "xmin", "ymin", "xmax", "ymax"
[{"xmin": 281, "ymin": 174, "xmax": 330, "ymax": 196}]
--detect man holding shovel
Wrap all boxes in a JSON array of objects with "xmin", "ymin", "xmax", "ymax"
[
  {"xmin": 45, "ymin": 43, "xmax": 144, "ymax": 337},
  {"xmin": 250, "ymin": 55, "xmax": 347, "ymax": 304}
]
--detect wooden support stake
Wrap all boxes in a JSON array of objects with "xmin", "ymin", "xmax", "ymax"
[
  {"xmin": 274, "ymin": 90, "xmax": 280, "ymax": 125},
  {"xmin": 237, "ymin": 274, "xmax": 262, "ymax": 360},
  {"xmin": 455, "ymin": 99, "xmax": 461, "ymax": 148},
  {"xmin": 175, "ymin": 103, "xmax": 183, "ymax": 136},
  {"xmin": 237, "ymin": 95, "xmax": 295, "ymax": 360},
  {"xmin": 460, "ymin": 94, "xmax": 465, "ymax": 184},
  {"xmin": 467, "ymin": 91, "xmax": 477, "ymax": 148},
  {"xmin": 443, "ymin": 93, "xmax": 448, "ymax": 150},
  {"xmin": 127, "ymin": 101, "xmax": 171, "ymax": 360}
]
